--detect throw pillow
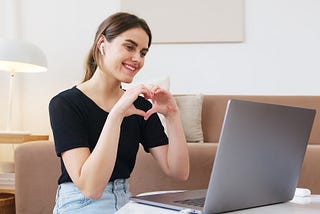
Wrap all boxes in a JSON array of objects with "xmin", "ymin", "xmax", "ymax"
[{"xmin": 174, "ymin": 94, "xmax": 204, "ymax": 143}]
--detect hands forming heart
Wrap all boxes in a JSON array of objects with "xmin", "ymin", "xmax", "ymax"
[
  {"xmin": 114, "ymin": 84, "xmax": 178, "ymax": 120},
  {"xmin": 143, "ymin": 84, "xmax": 178, "ymax": 120}
]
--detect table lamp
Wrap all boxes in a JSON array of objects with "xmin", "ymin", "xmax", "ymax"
[{"xmin": 0, "ymin": 37, "xmax": 48, "ymax": 132}]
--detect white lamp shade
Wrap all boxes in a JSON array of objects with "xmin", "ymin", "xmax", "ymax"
[{"xmin": 0, "ymin": 37, "xmax": 47, "ymax": 73}]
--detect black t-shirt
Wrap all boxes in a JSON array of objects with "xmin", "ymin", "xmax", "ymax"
[{"xmin": 49, "ymin": 87, "xmax": 168, "ymax": 185}]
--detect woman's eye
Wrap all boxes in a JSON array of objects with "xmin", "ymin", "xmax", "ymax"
[
  {"xmin": 140, "ymin": 51, "xmax": 147, "ymax": 58},
  {"xmin": 125, "ymin": 45, "xmax": 134, "ymax": 51}
]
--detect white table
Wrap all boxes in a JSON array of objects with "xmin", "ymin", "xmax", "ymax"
[{"xmin": 116, "ymin": 195, "xmax": 320, "ymax": 214}]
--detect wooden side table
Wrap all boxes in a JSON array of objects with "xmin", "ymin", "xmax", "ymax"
[
  {"xmin": 0, "ymin": 134, "xmax": 49, "ymax": 144},
  {"xmin": 0, "ymin": 133, "xmax": 49, "ymax": 193}
]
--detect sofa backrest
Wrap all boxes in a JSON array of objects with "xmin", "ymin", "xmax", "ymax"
[{"xmin": 202, "ymin": 95, "xmax": 320, "ymax": 144}]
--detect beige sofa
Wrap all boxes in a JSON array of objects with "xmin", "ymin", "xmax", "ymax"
[{"xmin": 14, "ymin": 95, "xmax": 320, "ymax": 214}]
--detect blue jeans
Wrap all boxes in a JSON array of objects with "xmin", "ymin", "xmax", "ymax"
[{"xmin": 53, "ymin": 179, "xmax": 130, "ymax": 214}]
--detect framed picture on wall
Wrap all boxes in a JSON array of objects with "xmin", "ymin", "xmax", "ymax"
[{"xmin": 120, "ymin": 0, "xmax": 244, "ymax": 43}]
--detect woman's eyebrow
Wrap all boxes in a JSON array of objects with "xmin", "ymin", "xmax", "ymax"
[
  {"xmin": 125, "ymin": 39, "xmax": 138, "ymax": 46},
  {"xmin": 125, "ymin": 39, "xmax": 149, "ymax": 51}
]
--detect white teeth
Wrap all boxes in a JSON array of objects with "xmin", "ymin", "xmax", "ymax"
[{"xmin": 124, "ymin": 64, "xmax": 135, "ymax": 71}]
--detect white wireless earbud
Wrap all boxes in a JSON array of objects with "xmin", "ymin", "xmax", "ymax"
[{"xmin": 100, "ymin": 43, "xmax": 104, "ymax": 55}]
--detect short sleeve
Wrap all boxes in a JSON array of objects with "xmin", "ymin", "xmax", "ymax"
[
  {"xmin": 141, "ymin": 111, "xmax": 169, "ymax": 152},
  {"xmin": 49, "ymin": 94, "xmax": 89, "ymax": 156}
]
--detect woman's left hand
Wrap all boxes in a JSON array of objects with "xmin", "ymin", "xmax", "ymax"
[
  {"xmin": 144, "ymin": 85, "xmax": 178, "ymax": 120},
  {"xmin": 145, "ymin": 85, "xmax": 190, "ymax": 181}
]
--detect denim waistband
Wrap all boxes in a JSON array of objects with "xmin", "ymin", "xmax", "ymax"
[
  {"xmin": 106, "ymin": 179, "xmax": 129, "ymax": 192},
  {"xmin": 59, "ymin": 179, "xmax": 129, "ymax": 193}
]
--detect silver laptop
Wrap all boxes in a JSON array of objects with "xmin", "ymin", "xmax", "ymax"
[{"xmin": 131, "ymin": 99, "xmax": 316, "ymax": 213}]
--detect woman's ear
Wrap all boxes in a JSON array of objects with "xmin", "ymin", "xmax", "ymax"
[
  {"xmin": 99, "ymin": 43, "xmax": 104, "ymax": 55},
  {"xmin": 97, "ymin": 36, "xmax": 105, "ymax": 55}
]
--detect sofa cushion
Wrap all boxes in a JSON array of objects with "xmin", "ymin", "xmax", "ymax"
[{"xmin": 174, "ymin": 94, "xmax": 204, "ymax": 143}]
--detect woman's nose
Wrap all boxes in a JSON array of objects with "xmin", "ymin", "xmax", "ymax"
[{"xmin": 131, "ymin": 52, "xmax": 142, "ymax": 62}]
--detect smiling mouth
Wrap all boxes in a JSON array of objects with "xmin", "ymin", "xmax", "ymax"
[{"xmin": 123, "ymin": 63, "xmax": 137, "ymax": 73}]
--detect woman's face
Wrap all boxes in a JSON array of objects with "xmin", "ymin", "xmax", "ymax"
[{"xmin": 101, "ymin": 27, "xmax": 149, "ymax": 83}]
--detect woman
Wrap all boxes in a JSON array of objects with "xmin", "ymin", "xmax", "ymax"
[{"xmin": 49, "ymin": 12, "xmax": 189, "ymax": 213}]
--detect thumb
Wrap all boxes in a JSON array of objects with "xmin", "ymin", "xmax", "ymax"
[
  {"xmin": 132, "ymin": 109, "xmax": 147, "ymax": 118},
  {"xmin": 144, "ymin": 108, "xmax": 157, "ymax": 120}
]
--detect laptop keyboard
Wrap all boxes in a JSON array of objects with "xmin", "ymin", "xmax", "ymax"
[{"xmin": 174, "ymin": 197, "xmax": 205, "ymax": 207}]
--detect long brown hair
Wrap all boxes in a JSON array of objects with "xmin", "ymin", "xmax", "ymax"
[{"xmin": 83, "ymin": 12, "xmax": 152, "ymax": 82}]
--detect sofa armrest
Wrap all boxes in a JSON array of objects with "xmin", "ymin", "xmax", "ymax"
[
  {"xmin": 128, "ymin": 143, "xmax": 218, "ymax": 196},
  {"xmin": 14, "ymin": 141, "xmax": 60, "ymax": 214},
  {"xmin": 298, "ymin": 145, "xmax": 320, "ymax": 194}
]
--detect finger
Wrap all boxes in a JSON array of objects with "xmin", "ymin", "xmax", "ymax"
[
  {"xmin": 141, "ymin": 90, "xmax": 152, "ymax": 99},
  {"xmin": 145, "ymin": 108, "xmax": 157, "ymax": 120},
  {"xmin": 154, "ymin": 87, "xmax": 168, "ymax": 96},
  {"xmin": 132, "ymin": 109, "xmax": 147, "ymax": 118},
  {"xmin": 139, "ymin": 85, "xmax": 152, "ymax": 99},
  {"xmin": 147, "ymin": 84, "xmax": 161, "ymax": 94}
]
